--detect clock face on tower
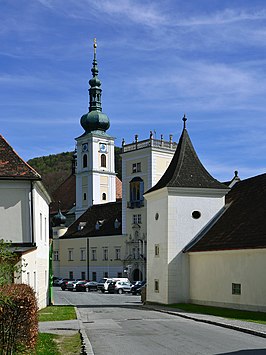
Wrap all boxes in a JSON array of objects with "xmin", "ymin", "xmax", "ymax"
[
  {"xmin": 100, "ymin": 143, "xmax": 107, "ymax": 153},
  {"xmin": 82, "ymin": 143, "xmax": 88, "ymax": 152}
]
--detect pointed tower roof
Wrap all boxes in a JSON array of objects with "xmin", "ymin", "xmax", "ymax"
[
  {"xmin": 80, "ymin": 39, "xmax": 110, "ymax": 135},
  {"xmin": 146, "ymin": 115, "xmax": 228, "ymax": 194},
  {"xmin": 0, "ymin": 134, "xmax": 41, "ymax": 180}
]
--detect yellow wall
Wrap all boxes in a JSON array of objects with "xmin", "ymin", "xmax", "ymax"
[{"xmin": 189, "ymin": 249, "xmax": 266, "ymax": 311}]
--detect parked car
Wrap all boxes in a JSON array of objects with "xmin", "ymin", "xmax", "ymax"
[
  {"xmin": 107, "ymin": 281, "xmax": 117, "ymax": 294},
  {"xmin": 66, "ymin": 280, "xmax": 79, "ymax": 291},
  {"xmin": 131, "ymin": 280, "xmax": 146, "ymax": 295},
  {"xmin": 75, "ymin": 281, "xmax": 88, "ymax": 292},
  {"xmin": 53, "ymin": 277, "xmax": 63, "ymax": 286},
  {"xmin": 113, "ymin": 281, "xmax": 132, "ymax": 294},
  {"xmin": 102, "ymin": 278, "xmax": 130, "ymax": 293},
  {"xmin": 60, "ymin": 279, "xmax": 73, "ymax": 290},
  {"xmin": 97, "ymin": 278, "xmax": 108, "ymax": 292},
  {"xmin": 103, "ymin": 278, "xmax": 115, "ymax": 292},
  {"xmin": 85, "ymin": 281, "xmax": 98, "ymax": 292}
]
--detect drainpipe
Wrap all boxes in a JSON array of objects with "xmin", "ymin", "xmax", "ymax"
[
  {"xmin": 30, "ymin": 181, "xmax": 35, "ymax": 245},
  {"xmin": 87, "ymin": 237, "xmax": 90, "ymax": 280}
]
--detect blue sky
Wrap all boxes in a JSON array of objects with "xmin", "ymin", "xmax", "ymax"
[{"xmin": 1, "ymin": 0, "xmax": 266, "ymax": 181}]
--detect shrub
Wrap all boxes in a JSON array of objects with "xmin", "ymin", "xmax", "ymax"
[{"xmin": 0, "ymin": 284, "xmax": 38, "ymax": 354}]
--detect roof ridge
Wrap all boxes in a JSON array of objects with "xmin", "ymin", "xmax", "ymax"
[{"xmin": 0, "ymin": 134, "xmax": 41, "ymax": 180}]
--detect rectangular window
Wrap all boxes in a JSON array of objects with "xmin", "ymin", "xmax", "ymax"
[
  {"xmin": 44, "ymin": 217, "xmax": 47, "ymax": 243},
  {"xmin": 155, "ymin": 244, "xmax": 160, "ymax": 257},
  {"xmin": 81, "ymin": 272, "xmax": 86, "ymax": 280},
  {"xmin": 133, "ymin": 214, "xmax": 142, "ymax": 224},
  {"xmin": 33, "ymin": 271, "xmax": 36, "ymax": 291},
  {"xmin": 40, "ymin": 213, "xmax": 42, "ymax": 240},
  {"xmin": 68, "ymin": 249, "xmax": 73, "ymax": 261},
  {"xmin": 154, "ymin": 279, "xmax": 159, "ymax": 293},
  {"xmin": 91, "ymin": 249, "xmax": 97, "ymax": 261},
  {"xmin": 54, "ymin": 251, "xmax": 59, "ymax": 261},
  {"xmin": 80, "ymin": 249, "xmax": 86, "ymax": 261},
  {"xmin": 69, "ymin": 271, "xmax": 73, "ymax": 279},
  {"xmin": 232, "ymin": 283, "xmax": 241, "ymax": 295},
  {"xmin": 92, "ymin": 272, "xmax": 97, "ymax": 281},
  {"xmin": 115, "ymin": 248, "xmax": 121, "ymax": 260},
  {"xmin": 132, "ymin": 162, "xmax": 141, "ymax": 173},
  {"xmin": 103, "ymin": 248, "xmax": 108, "ymax": 261}
]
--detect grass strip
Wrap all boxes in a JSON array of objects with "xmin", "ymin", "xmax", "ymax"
[
  {"xmin": 169, "ymin": 303, "xmax": 266, "ymax": 324},
  {"xmin": 36, "ymin": 333, "xmax": 60, "ymax": 355},
  {"xmin": 37, "ymin": 332, "xmax": 81, "ymax": 355},
  {"xmin": 38, "ymin": 305, "xmax": 76, "ymax": 322}
]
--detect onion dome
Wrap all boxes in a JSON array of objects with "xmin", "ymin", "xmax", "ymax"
[
  {"xmin": 80, "ymin": 39, "xmax": 110, "ymax": 134},
  {"xmin": 53, "ymin": 204, "xmax": 66, "ymax": 227}
]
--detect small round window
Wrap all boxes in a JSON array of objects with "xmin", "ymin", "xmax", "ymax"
[
  {"xmin": 155, "ymin": 213, "xmax": 159, "ymax": 220},
  {"xmin": 192, "ymin": 211, "xmax": 201, "ymax": 219}
]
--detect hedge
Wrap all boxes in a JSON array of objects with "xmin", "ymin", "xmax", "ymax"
[{"xmin": 0, "ymin": 284, "xmax": 38, "ymax": 354}]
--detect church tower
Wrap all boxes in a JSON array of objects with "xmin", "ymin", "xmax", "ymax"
[{"xmin": 75, "ymin": 39, "xmax": 116, "ymax": 218}]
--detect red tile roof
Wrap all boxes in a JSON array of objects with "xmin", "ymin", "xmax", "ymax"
[
  {"xmin": 186, "ymin": 173, "xmax": 266, "ymax": 252},
  {"xmin": 0, "ymin": 135, "xmax": 41, "ymax": 180},
  {"xmin": 116, "ymin": 176, "xmax": 122, "ymax": 199}
]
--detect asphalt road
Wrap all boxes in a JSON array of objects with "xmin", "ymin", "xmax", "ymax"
[{"xmin": 53, "ymin": 287, "xmax": 266, "ymax": 355}]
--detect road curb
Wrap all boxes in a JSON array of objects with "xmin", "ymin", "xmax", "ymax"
[
  {"xmin": 75, "ymin": 307, "xmax": 95, "ymax": 355},
  {"xmin": 144, "ymin": 306, "xmax": 266, "ymax": 339}
]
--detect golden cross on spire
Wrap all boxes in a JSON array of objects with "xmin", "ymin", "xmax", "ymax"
[{"xmin": 93, "ymin": 38, "xmax": 97, "ymax": 54}]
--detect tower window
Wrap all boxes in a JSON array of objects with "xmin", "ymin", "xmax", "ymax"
[
  {"xmin": 132, "ymin": 162, "xmax": 141, "ymax": 173},
  {"xmin": 83, "ymin": 154, "xmax": 88, "ymax": 168},
  {"xmin": 128, "ymin": 177, "xmax": 144, "ymax": 208},
  {"xmin": 83, "ymin": 193, "xmax": 87, "ymax": 201},
  {"xmin": 102, "ymin": 193, "xmax": 106, "ymax": 201},
  {"xmin": 101, "ymin": 154, "xmax": 106, "ymax": 167}
]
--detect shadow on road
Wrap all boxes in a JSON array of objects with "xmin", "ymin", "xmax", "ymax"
[
  {"xmin": 217, "ymin": 350, "xmax": 266, "ymax": 354},
  {"xmin": 76, "ymin": 303, "xmax": 147, "ymax": 311}
]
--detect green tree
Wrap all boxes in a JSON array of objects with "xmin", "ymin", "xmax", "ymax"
[{"xmin": 0, "ymin": 239, "xmax": 23, "ymax": 286}]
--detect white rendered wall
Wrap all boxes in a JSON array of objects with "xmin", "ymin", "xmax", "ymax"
[
  {"xmin": 146, "ymin": 188, "xmax": 227, "ymax": 304},
  {"xmin": 76, "ymin": 133, "xmax": 116, "ymax": 218},
  {"xmin": 0, "ymin": 181, "xmax": 31, "ymax": 243},
  {"xmin": 32, "ymin": 182, "xmax": 50, "ymax": 309},
  {"xmin": 146, "ymin": 189, "xmax": 169, "ymax": 303},
  {"xmin": 189, "ymin": 249, "xmax": 266, "ymax": 312}
]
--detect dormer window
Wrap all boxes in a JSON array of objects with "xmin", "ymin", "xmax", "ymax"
[
  {"xmin": 78, "ymin": 222, "xmax": 86, "ymax": 230},
  {"xmin": 95, "ymin": 220, "xmax": 104, "ymax": 230},
  {"xmin": 95, "ymin": 221, "xmax": 100, "ymax": 230},
  {"xmin": 114, "ymin": 219, "xmax": 121, "ymax": 229}
]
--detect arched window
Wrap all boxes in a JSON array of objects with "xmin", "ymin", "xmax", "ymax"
[
  {"xmin": 83, "ymin": 154, "xmax": 88, "ymax": 168},
  {"xmin": 101, "ymin": 154, "xmax": 106, "ymax": 167},
  {"xmin": 102, "ymin": 193, "xmax": 106, "ymax": 201},
  {"xmin": 129, "ymin": 177, "xmax": 144, "ymax": 208}
]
